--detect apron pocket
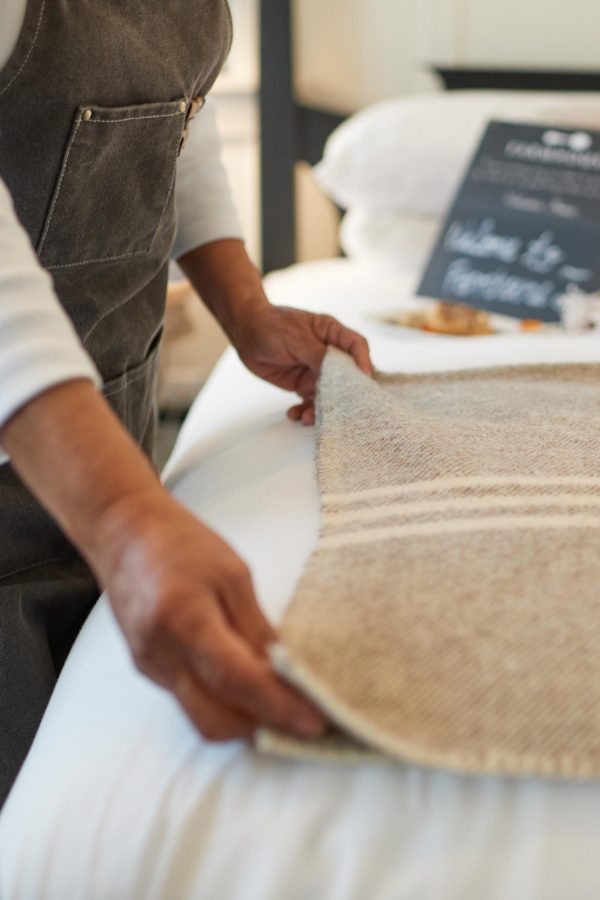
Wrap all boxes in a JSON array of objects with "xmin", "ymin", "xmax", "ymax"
[{"xmin": 37, "ymin": 99, "xmax": 187, "ymax": 270}]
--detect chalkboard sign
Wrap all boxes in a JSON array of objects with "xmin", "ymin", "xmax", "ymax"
[{"xmin": 417, "ymin": 120, "xmax": 600, "ymax": 322}]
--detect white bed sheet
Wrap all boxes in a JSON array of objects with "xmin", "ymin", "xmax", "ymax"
[{"xmin": 2, "ymin": 259, "xmax": 600, "ymax": 900}]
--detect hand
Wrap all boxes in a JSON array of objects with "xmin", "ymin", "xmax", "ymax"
[
  {"xmin": 2, "ymin": 375, "xmax": 326, "ymax": 746},
  {"xmin": 232, "ymin": 304, "xmax": 373, "ymax": 426},
  {"xmin": 176, "ymin": 240, "xmax": 373, "ymax": 424},
  {"xmin": 98, "ymin": 490, "xmax": 326, "ymax": 741}
]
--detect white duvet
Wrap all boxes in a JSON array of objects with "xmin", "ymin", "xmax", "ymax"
[{"xmin": 2, "ymin": 260, "xmax": 600, "ymax": 900}]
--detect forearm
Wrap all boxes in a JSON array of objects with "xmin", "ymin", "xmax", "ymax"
[
  {"xmin": 0, "ymin": 379, "xmax": 163, "ymax": 578},
  {"xmin": 177, "ymin": 239, "xmax": 269, "ymax": 344}
]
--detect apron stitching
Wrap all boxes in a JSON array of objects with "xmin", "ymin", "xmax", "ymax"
[
  {"xmin": 0, "ymin": 555, "xmax": 85, "ymax": 585},
  {"xmin": 102, "ymin": 383, "xmax": 126, "ymax": 398},
  {"xmin": 0, "ymin": 0, "xmax": 46, "ymax": 98},
  {"xmin": 102, "ymin": 363, "xmax": 153, "ymax": 397},
  {"xmin": 88, "ymin": 111, "xmax": 184, "ymax": 124},
  {"xmin": 37, "ymin": 114, "xmax": 83, "ymax": 254},
  {"xmin": 47, "ymin": 249, "xmax": 145, "ymax": 272}
]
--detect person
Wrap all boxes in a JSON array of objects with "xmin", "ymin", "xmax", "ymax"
[{"xmin": 0, "ymin": 0, "xmax": 372, "ymax": 806}]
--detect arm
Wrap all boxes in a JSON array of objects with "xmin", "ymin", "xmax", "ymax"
[
  {"xmin": 179, "ymin": 238, "xmax": 373, "ymax": 425},
  {"xmin": 0, "ymin": 172, "xmax": 324, "ymax": 741},
  {"xmin": 0, "ymin": 177, "xmax": 101, "ymax": 459},
  {"xmin": 0, "ymin": 380, "xmax": 325, "ymax": 740},
  {"xmin": 172, "ymin": 100, "xmax": 372, "ymax": 416},
  {"xmin": 172, "ymin": 98, "xmax": 244, "ymax": 260}
]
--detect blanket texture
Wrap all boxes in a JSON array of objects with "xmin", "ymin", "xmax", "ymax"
[{"xmin": 257, "ymin": 349, "xmax": 600, "ymax": 777}]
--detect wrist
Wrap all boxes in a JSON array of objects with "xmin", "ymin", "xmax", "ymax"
[
  {"xmin": 177, "ymin": 239, "xmax": 271, "ymax": 345},
  {"xmin": 221, "ymin": 288, "xmax": 270, "ymax": 351},
  {"xmin": 90, "ymin": 484, "xmax": 172, "ymax": 579},
  {"xmin": 2, "ymin": 379, "xmax": 163, "ymax": 573}
]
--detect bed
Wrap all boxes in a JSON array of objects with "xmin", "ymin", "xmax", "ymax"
[
  {"xmin": 4, "ymin": 247, "xmax": 600, "ymax": 897},
  {"xmin": 3, "ymin": 2, "xmax": 600, "ymax": 895},
  {"xmin": 2, "ymin": 264, "xmax": 600, "ymax": 898}
]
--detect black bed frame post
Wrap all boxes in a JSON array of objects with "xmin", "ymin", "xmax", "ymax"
[{"xmin": 260, "ymin": 0, "xmax": 297, "ymax": 273}]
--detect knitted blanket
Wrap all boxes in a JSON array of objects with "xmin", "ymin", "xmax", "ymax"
[{"xmin": 257, "ymin": 349, "xmax": 600, "ymax": 777}]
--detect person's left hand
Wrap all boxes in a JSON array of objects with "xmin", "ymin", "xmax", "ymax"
[{"xmin": 231, "ymin": 304, "xmax": 373, "ymax": 425}]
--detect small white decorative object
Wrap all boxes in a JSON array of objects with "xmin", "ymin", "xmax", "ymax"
[
  {"xmin": 556, "ymin": 285, "xmax": 600, "ymax": 333},
  {"xmin": 586, "ymin": 297, "xmax": 600, "ymax": 331}
]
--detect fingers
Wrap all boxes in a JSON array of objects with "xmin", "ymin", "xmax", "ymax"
[
  {"xmin": 185, "ymin": 614, "xmax": 326, "ymax": 738},
  {"xmin": 219, "ymin": 558, "xmax": 278, "ymax": 655},
  {"xmin": 313, "ymin": 314, "xmax": 373, "ymax": 375},
  {"xmin": 110, "ymin": 494, "xmax": 326, "ymax": 747},
  {"xmin": 136, "ymin": 641, "xmax": 259, "ymax": 741},
  {"xmin": 286, "ymin": 315, "xmax": 371, "ymax": 427},
  {"xmin": 135, "ymin": 596, "xmax": 325, "ymax": 742},
  {"xmin": 175, "ymin": 666, "xmax": 257, "ymax": 741},
  {"xmin": 287, "ymin": 400, "xmax": 315, "ymax": 426}
]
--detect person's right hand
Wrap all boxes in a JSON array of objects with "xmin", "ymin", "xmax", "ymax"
[
  {"xmin": 1, "ymin": 377, "xmax": 323, "ymax": 743},
  {"xmin": 95, "ymin": 489, "xmax": 326, "ymax": 741}
]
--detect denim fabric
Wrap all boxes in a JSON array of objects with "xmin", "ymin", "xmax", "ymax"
[{"xmin": 0, "ymin": 0, "xmax": 232, "ymax": 805}]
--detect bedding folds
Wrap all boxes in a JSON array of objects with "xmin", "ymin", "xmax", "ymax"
[
  {"xmin": 260, "ymin": 350, "xmax": 600, "ymax": 777},
  {"xmin": 3, "ymin": 260, "xmax": 600, "ymax": 899}
]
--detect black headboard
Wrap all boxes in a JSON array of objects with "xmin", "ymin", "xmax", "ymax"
[
  {"xmin": 434, "ymin": 67, "xmax": 600, "ymax": 93},
  {"xmin": 259, "ymin": 0, "xmax": 600, "ymax": 273}
]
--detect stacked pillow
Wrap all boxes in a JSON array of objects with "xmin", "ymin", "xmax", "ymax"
[
  {"xmin": 338, "ymin": 209, "xmax": 440, "ymax": 273},
  {"xmin": 313, "ymin": 90, "xmax": 600, "ymax": 276}
]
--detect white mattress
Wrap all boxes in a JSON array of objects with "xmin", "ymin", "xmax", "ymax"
[{"xmin": 2, "ymin": 259, "xmax": 600, "ymax": 900}]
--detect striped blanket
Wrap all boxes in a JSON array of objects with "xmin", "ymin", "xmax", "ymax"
[{"xmin": 258, "ymin": 348, "xmax": 600, "ymax": 777}]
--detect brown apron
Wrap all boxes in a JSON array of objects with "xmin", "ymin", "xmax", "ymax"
[{"xmin": 0, "ymin": 0, "xmax": 232, "ymax": 805}]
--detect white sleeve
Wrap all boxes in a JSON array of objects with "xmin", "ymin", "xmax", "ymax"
[
  {"xmin": 171, "ymin": 97, "xmax": 245, "ymax": 260},
  {"xmin": 0, "ymin": 177, "xmax": 101, "ymax": 463}
]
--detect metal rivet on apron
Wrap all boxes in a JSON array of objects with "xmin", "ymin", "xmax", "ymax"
[
  {"xmin": 178, "ymin": 99, "xmax": 187, "ymax": 113},
  {"xmin": 187, "ymin": 96, "xmax": 205, "ymax": 123},
  {"xmin": 82, "ymin": 109, "xmax": 92, "ymax": 121}
]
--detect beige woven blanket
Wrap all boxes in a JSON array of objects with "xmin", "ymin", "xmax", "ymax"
[{"xmin": 257, "ymin": 348, "xmax": 600, "ymax": 777}]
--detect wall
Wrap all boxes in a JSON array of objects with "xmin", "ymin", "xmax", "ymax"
[
  {"xmin": 292, "ymin": 0, "xmax": 600, "ymax": 261},
  {"xmin": 293, "ymin": 0, "xmax": 438, "ymax": 259},
  {"xmin": 293, "ymin": 0, "xmax": 432, "ymax": 112},
  {"xmin": 458, "ymin": 0, "xmax": 600, "ymax": 68},
  {"xmin": 294, "ymin": 0, "xmax": 600, "ymax": 111}
]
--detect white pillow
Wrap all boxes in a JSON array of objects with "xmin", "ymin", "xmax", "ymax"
[
  {"xmin": 339, "ymin": 209, "xmax": 439, "ymax": 278},
  {"xmin": 314, "ymin": 90, "xmax": 600, "ymax": 216}
]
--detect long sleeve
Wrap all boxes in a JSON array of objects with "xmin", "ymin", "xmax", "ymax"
[
  {"xmin": 0, "ymin": 177, "xmax": 101, "ymax": 462},
  {"xmin": 172, "ymin": 97, "xmax": 244, "ymax": 260}
]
